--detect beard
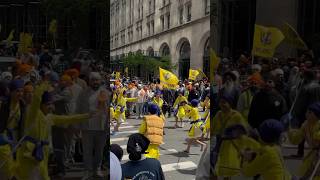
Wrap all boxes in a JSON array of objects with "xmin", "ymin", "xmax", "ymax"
[{"xmin": 224, "ymin": 81, "xmax": 235, "ymax": 94}]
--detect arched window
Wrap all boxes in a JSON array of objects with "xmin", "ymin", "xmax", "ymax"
[
  {"xmin": 179, "ymin": 40, "xmax": 191, "ymax": 80},
  {"xmin": 147, "ymin": 47, "xmax": 154, "ymax": 57},
  {"xmin": 160, "ymin": 43, "xmax": 170, "ymax": 57}
]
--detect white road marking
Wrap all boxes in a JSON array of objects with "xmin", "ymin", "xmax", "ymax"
[
  {"xmin": 110, "ymin": 137, "xmax": 129, "ymax": 142},
  {"xmin": 161, "ymin": 161, "xmax": 197, "ymax": 172}
]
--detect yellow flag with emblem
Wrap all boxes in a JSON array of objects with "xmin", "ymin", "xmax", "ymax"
[
  {"xmin": 18, "ymin": 33, "xmax": 33, "ymax": 53},
  {"xmin": 188, "ymin": 69, "xmax": 200, "ymax": 80},
  {"xmin": 252, "ymin": 24, "xmax": 284, "ymax": 58},
  {"xmin": 281, "ymin": 22, "xmax": 308, "ymax": 50},
  {"xmin": 6, "ymin": 29, "xmax": 15, "ymax": 46},
  {"xmin": 197, "ymin": 68, "xmax": 207, "ymax": 78},
  {"xmin": 159, "ymin": 67, "xmax": 179, "ymax": 89},
  {"xmin": 115, "ymin": 72, "xmax": 120, "ymax": 79}
]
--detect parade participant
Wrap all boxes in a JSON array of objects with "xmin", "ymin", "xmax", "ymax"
[
  {"xmin": 201, "ymin": 95, "xmax": 210, "ymax": 139},
  {"xmin": 248, "ymin": 74, "xmax": 287, "ymax": 129},
  {"xmin": 236, "ymin": 72, "xmax": 263, "ymax": 120},
  {"xmin": 0, "ymin": 79, "xmax": 26, "ymax": 179},
  {"xmin": 288, "ymin": 102, "xmax": 320, "ymax": 179},
  {"xmin": 138, "ymin": 103, "xmax": 164, "ymax": 159},
  {"xmin": 121, "ymin": 133, "xmax": 165, "ymax": 180},
  {"xmin": 76, "ymin": 72, "xmax": 108, "ymax": 179},
  {"xmin": 219, "ymin": 71, "xmax": 241, "ymax": 108},
  {"xmin": 15, "ymin": 83, "xmax": 90, "ymax": 180},
  {"xmin": 152, "ymin": 90, "xmax": 165, "ymax": 120},
  {"xmin": 241, "ymin": 119, "xmax": 291, "ymax": 180},
  {"xmin": 184, "ymin": 99, "xmax": 207, "ymax": 153},
  {"xmin": 135, "ymin": 84, "xmax": 146, "ymax": 119},
  {"xmin": 113, "ymin": 88, "xmax": 137, "ymax": 133},
  {"xmin": 173, "ymin": 90, "xmax": 188, "ymax": 128}
]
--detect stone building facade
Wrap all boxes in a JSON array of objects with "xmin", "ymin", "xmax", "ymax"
[{"xmin": 110, "ymin": 0, "xmax": 210, "ymax": 80}]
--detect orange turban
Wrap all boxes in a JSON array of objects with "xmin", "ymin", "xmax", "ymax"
[
  {"xmin": 18, "ymin": 63, "xmax": 32, "ymax": 75},
  {"xmin": 60, "ymin": 74, "xmax": 72, "ymax": 83},
  {"xmin": 248, "ymin": 72, "xmax": 264, "ymax": 85},
  {"xmin": 64, "ymin": 68, "xmax": 80, "ymax": 78}
]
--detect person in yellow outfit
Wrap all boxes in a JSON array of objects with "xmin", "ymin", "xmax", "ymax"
[
  {"xmin": 241, "ymin": 119, "xmax": 292, "ymax": 180},
  {"xmin": 0, "ymin": 79, "xmax": 26, "ymax": 180},
  {"xmin": 288, "ymin": 102, "xmax": 320, "ymax": 179},
  {"xmin": 15, "ymin": 82, "xmax": 90, "ymax": 180},
  {"xmin": 211, "ymin": 94, "xmax": 249, "ymax": 179},
  {"xmin": 138, "ymin": 103, "xmax": 164, "ymax": 159},
  {"xmin": 184, "ymin": 99, "xmax": 207, "ymax": 153},
  {"xmin": 200, "ymin": 95, "xmax": 210, "ymax": 140},
  {"xmin": 173, "ymin": 91, "xmax": 188, "ymax": 128},
  {"xmin": 152, "ymin": 91, "xmax": 165, "ymax": 120},
  {"xmin": 113, "ymin": 89, "xmax": 137, "ymax": 133}
]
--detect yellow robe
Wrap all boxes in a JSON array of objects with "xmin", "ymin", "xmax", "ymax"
[
  {"xmin": 114, "ymin": 95, "xmax": 137, "ymax": 122},
  {"xmin": 211, "ymin": 109, "xmax": 249, "ymax": 177},
  {"xmin": 15, "ymin": 82, "xmax": 89, "ymax": 180},
  {"xmin": 0, "ymin": 102, "xmax": 21, "ymax": 179},
  {"xmin": 242, "ymin": 144, "xmax": 291, "ymax": 180},
  {"xmin": 173, "ymin": 96, "xmax": 188, "ymax": 119},
  {"xmin": 288, "ymin": 121, "xmax": 320, "ymax": 178},
  {"xmin": 185, "ymin": 105, "xmax": 204, "ymax": 138},
  {"xmin": 152, "ymin": 97, "xmax": 165, "ymax": 120}
]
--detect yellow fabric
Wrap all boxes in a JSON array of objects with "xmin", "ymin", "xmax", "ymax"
[
  {"xmin": 188, "ymin": 69, "xmax": 200, "ymax": 80},
  {"xmin": 114, "ymin": 95, "xmax": 137, "ymax": 122},
  {"xmin": 242, "ymin": 145, "xmax": 291, "ymax": 180},
  {"xmin": 173, "ymin": 96, "xmax": 188, "ymax": 108},
  {"xmin": 110, "ymin": 107, "xmax": 115, "ymax": 119},
  {"xmin": 152, "ymin": 98, "xmax": 163, "ymax": 109},
  {"xmin": 210, "ymin": 49, "xmax": 220, "ymax": 81},
  {"xmin": 282, "ymin": 22, "xmax": 308, "ymax": 50},
  {"xmin": 145, "ymin": 115, "xmax": 164, "ymax": 145},
  {"xmin": 188, "ymin": 121, "xmax": 205, "ymax": 138},
  {"xmin": 15, "ymin": 82, "xmax": 89, "ymax": 180},
  {"xmin": 253, "ymin": 24, "xmax": 285, "ymax": 58},
  {"xmin": 212, "ymin": 110, "xmax": 248, "ymax": 136},
  {"xmin": 0, "ymin": 144, "xmax": 14, "ymax": 179},
  {"xmin": 186, "ymin": 106, "xmax": 203, "ymax": 138},
  {"xmin": 215, "ymin": 136, "xmax": 260, "ymax": 177},
  {"xmin": 145, "ymin": 144, "xmax": 160, "ymax": 159},
  {"xmin": 185, "ymin": 105, "xmax": 201, "ymax": 121},
  {"xmin": 159, "ymin": 67, "xmax": 179, "ymax": 89},
  {"xmin": 288, "ymin": 121, "xmax": 320, "ymax": 177}
]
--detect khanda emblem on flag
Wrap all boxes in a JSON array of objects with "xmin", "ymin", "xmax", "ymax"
[
  {"xmin": 164, "ymin": 73, "xmax": 171, "ymax": 81},
  {"xmin": 260, "ymin": 31, "xmax": 272, "ymax": 45}
]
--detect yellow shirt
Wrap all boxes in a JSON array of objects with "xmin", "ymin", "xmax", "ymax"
[
  {"xmin": 242, "ymin": 145, "xmax": 291, "ymax": 180},
  {"xmin": 173, "ymin": 96, "xmax": 188, "ymax": 107},
  {"xmin": 185, "ymin": 105, "xmax": 201, "ymax": 121},
  {"xmin": 212, "ymin": 110, "xmax": 248, "ymax": 136},
  {"xmin": 153, "ymin": 97, "xmax": 164, "ymax": 109}
]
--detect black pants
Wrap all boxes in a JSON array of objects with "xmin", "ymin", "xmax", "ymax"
[
  {"xmin": 52, "ymin": 126, "xmax": 66, "ymax": 174},
  {"xmin": 297, "ymin": 139, "xmax": 305, "ymax": 156}
]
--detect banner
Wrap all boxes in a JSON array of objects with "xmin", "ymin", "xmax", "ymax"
[
  {"xmin": 6, "ymin": 29, "xmax": 15, "ymax": 47},
  {"xmin": 188, "ymin": 69, "xmax": 200, "ymax": 80},
  {"xmin": 252, "ymin": 24, "xmax": 284, "ymax": 58},
  {"xmin": 282, "ymin": 22, "xmax": 308, "ymax": 50},
  {"xmin": 159, "ymin": 67, "xmax": 179, "ymax": 89}
]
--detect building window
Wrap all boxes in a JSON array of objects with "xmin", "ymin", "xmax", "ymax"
[
  {"xmin": 179, "ymin": 8, "xmax": 184, "ymax": 24},
  {"xmin": 161, "ymin": 15, "xmax": 165, "ymax": 31},
  {"xmin": 186, "ymin": 3, "xmax": 192, "ymax": 22},
  {"xmin": 149, "ymin": 0, "xmax": 152, "ymax": 13},
  {"xmin": 163, "ymin": 0, "xmax": 166, "ymax": 7},
  {"xmin": 205, "ymin": 0, "xmax": 210, "ymax": 15},
  {"xmin": 147, "ymin": 22, "xmax": 150, "ymax": 36},
  {"xmin": 167, "ymin": 13, "xmax": 170, "ymax": 29},
  {"xmin": 151, "ymin": 20, "xmax": 154, "ymax": 35}
]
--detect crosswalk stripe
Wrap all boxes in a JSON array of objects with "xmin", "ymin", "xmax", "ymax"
[
  {"xmin": 119, "ymin": 125, "xmax": 135, "ymax": 129},
  {"xmin": 161, "ymin": 161, "xmax": 197, "ymax": 172},
  {"xmin": 121, "ymin": 149, "xmax": 178, "ymax": 161},
  {"xmin": 117, "ymin": 130, "xmax": 139, "ymax": 134},
  {"xmin": 111, "ymin": 137, "xmax": 129, "ymax": 142}
]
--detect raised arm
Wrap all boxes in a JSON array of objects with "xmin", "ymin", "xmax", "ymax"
[{"xmin": 51, "ymin": 113, "xmax": 89, "ymax": 126}]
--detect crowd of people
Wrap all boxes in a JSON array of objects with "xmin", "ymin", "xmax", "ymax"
[
  {"xmin": 195, "ymin": 52, "xmax": 320, "ymax": 180},
  {"xmin": 0, "ymin": 44, "xmax": 110, "ymax": 180}
]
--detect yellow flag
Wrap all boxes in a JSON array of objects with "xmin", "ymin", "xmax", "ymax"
[
  {"xmin": 115, "ymin": 72, "xmax": 120, "ymax": 79},
  {"xmin": 6, "ymin": 29, "xmax": 15, "ymax": 46},
  {"xmin": 49, "ymin": 19, "xmax": 57, "ymax": 34},
  {"xmin": 18, "ymin": 33, "xmax": 33, "ymax": 53},
  {"xmin": 159, "ymin": 67, "xmax": 179, "ymax": 89},
  {"xmin": 210, "ymin": 48, "xmax": 220, "ymax": 82},
  {"xmin": 282, "ymin": 22, "xmax": 308, "ymax": 50},
  {"xmin": 252, "ymin": 24, "xmax": 284, "ymax": 58},
  {"xmin": 189, "ymin": 69, "xmax": 200, "ymax": 80},
  {"xmin": 197, "ymin": 68, "xmax": 207, "ymax": 78}
]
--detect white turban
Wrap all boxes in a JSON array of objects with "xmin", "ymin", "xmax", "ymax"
[
  {"xmin": 89, "ymin": 72, "xmax": 102, "ymax": 80},
  {"xmin": 252, "ymin": 64, "xmax": 262, "ymax": 71},
  {"xmin": 1, "ymin": 72, "xmax": 12, "ymax": 80}
]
